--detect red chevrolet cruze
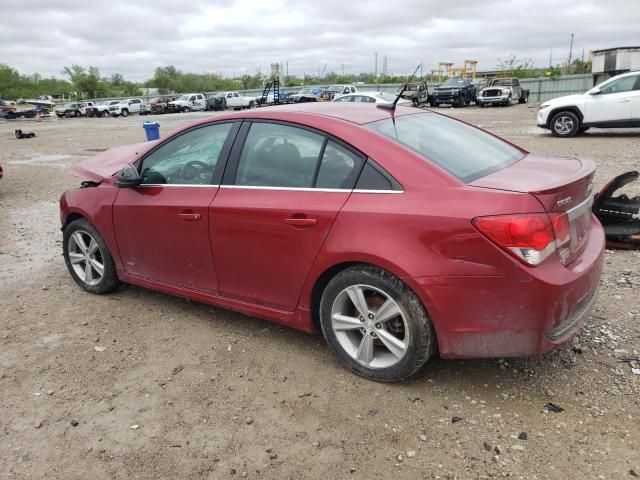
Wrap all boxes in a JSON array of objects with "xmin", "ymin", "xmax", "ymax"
[{"xmin": 60, "ymin": 103, "xmax": 604, "ymax": 381}]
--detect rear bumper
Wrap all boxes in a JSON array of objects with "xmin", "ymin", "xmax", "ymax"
[{"xmin": 411, "ymin": 216, "xmax": 605, "ymax": 358}]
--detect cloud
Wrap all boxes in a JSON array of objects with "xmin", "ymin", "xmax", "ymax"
[{"xmin": 0, "ymin": 0, "xmax": 638, "ymax": 80}]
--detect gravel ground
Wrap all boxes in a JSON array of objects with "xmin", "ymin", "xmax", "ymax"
[{"xmin": 0, "ymin": 105, "xmax": 639, "ymax": 480}]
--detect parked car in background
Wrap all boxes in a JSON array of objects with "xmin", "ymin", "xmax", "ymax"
[
  {"xmin": 332, "ymin": 91, "xmax": 411, "ymax": 105},
  {"xmin": 0, "ymin": 164, "xmax": 3, "ymax": 180},
  {"xmin": 149, "ymin": 95, "xmax": 178, "ymax": 114},
  {"xmin": 109, "ymin": 99, "xmax": 142, "ymax": 117},
  {"xmin": 55, "ymin": 102, "xmax": 89, "ymax": 118},
  {"xmin": 288, "ymin": 87, "xmax": 320, "ymax": 103},
  {"xmin": 478, "ymin": 77, "xmax": 529, "ymax": 107},
  {"xmin": 537, "ymin": 70, "xmax": 640, "ymax": 137},
  {"xmin": 168, "ymin": 93, "xmax": 207, "ymax": 113},
  {"xmin": 206, "ymin": 93, "xmax": 227, "ymax": 111},
  {"xmin": 322, "ymin": 85, "xmax": 358, "ymax": 101},
  {"xmin": 431, "ymin": 78, "xmax": 476, "ymax": 107},
  {"xmin": 86, "ymin": 101, "xmax": 115, "ymax": 117},
  {"xmin": 60, "ymin": 103, "xmax": 604, "ymax": 382},
  {"xmin": 397, "ymin": 81, "xmax": 431, "ymax": 107},
  {"xmin": 219, "ymin": 92, "xmax": 257, "ymax": 110}
]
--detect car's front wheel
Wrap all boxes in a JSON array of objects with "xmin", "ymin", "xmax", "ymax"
[
  {"xmin": 63, "ymin": 219, "xmax": 120, "ymax": 294},
  {"xmin": 121, "ymin": 109, "xmax": 129, "ymax": 117},
  {"xmin": 550, "ymin": 110, "xmax": 580, "ymax": 137},
  {"xmin": 320, "ymin": 265, "xmax": 436, "ymax": 382}
]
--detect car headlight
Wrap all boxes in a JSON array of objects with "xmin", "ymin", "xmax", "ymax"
[
  {"xmin": 539, "ymin": 103, "xmax": 550, "ymax": 110},
  {"xmin": 502, "ymin": 88, "xmax": 510, "ymax": 94}
]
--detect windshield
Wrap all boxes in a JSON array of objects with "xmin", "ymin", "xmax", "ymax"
[
  {"xmin": 327, "ymin": 85, "xmax": 343, "ymax": 92},
  {"xmin": 441, "ymin": 79, "xmax": 465, "ymax": 87},
  {"xmin": 109, "ymin": 100, "xmax": 120, "ymax": 105},
  {"xmin": 366, "ymin": 113, "xmax": 525, "ymax": 183},
  {"xmin": 176, "ymin": 95, "xmax": 190, "ymax": 101},
  {"xmin": 375, "ymin": 92, "xmax": 397, "ymax": 102},
  {"xmin": 297, "ymin": 88, "xmax": 312, "ymax": 94},
  {"xmin": 491, "ymin": 80, "xmax": 512, "ymax": 86}
]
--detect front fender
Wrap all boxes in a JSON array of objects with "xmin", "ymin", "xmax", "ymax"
[{"xmin": 60, "ymin": 186, "xmax": 123, "ymax": 269}]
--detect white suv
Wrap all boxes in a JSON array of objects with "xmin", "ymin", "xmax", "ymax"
[{"xmin": 537, "ymin": 70, "xmax": 640, "ymax": 137}]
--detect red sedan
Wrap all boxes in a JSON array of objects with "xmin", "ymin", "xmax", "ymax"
[{"xmin": 60, "ymin": 103, "xmax": 604, "ymax": 381}]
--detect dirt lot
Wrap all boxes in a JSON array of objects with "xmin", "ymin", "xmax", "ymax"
[{"xmin": 1, "ymin": 106, "xmax": 639, "ymax": 480}]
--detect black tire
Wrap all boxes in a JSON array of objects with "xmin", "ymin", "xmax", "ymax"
[
  {"xmin": 412, "ymin": 98, "xmax": 419, "ymax": 107},
  {"xmin": 319, "ymin": 265, "xmax": 436, "ymax": 382},
  {"xmin": 121, "ymin": 109, "xmax": 129, "ymax": 117},
  {"xmin": 478, "ymin": 102, "xmax": 485, "ymax": 108},
  {"xmin": 518, "ymin": 94, "xmax": 528, "ymax": 104},
  {"xmin": 74, "ymin": 110, "xmax": 80, "ymax": 117},
  {"xmin": 63, "ymin": 218, "xmax": 120, "ymax": 294},
  {"xmin": 550, "ymin": 110, "xmax": 580, "ymax": 137},
  {"xmin": 182, "ymin": 107, "xmax": 191, "ymax": 113}
]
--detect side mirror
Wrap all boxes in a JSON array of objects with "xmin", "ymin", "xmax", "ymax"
[
  {"xmin": 115, "ymin": 164, "xmax": 141, "ymax": 188},
  {"xmin": 590, "ymin": 87, "xmax": 601, "ymax": 95}
]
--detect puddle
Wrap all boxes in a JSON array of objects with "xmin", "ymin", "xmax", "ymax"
[{"xmin": 0, "ymin": 201, "xmax": 61, "ymax": 284}]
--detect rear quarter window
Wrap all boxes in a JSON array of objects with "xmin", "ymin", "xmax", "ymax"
[{"xmin": 366, "ymin": 113, "xmax": 525, "ymax": 183}]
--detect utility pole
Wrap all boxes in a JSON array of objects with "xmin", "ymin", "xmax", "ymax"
[
  {"xmin": 568, "ymin": 33, "xmax": 574, "ymax": 65},
  {"xmin": 341, "ymin": 63, "xmax": 345, "ymax": 76},
  {"xmin": 549, "ymin": 49, "xmax": 553, "ymax": 69},
  {"xmin": 285, "ymin": 61, "xmax": 288, "ymax": 84},
  {"xmin": 374, "ymin": 52, "xmax": 378, "ymax": 78},
  {"xmin": 420, "ymin": 60, "xmax": 423, "ymax": 80}
]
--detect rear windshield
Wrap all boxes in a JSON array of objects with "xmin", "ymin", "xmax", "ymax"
[{"xmin": 366, "ymin": 113, "xmax": 525, "ymax": 182}]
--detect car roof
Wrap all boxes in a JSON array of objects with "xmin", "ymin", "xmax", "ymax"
[{"xmin": 213, "ymin": 102, "xmax": 420, "ymax": 125}]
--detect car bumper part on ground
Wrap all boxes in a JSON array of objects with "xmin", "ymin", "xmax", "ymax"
[
  {"xmin": 537, "ymin": 108, "xmax": 550, "ymax": 128},
  {"xmin": 412, "ymin": 216, "xmax": 605, "ymax": 359}
]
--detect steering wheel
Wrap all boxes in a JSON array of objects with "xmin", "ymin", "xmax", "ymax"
[{"xmin": 179, "ymin": 160, "xmax": 210, "ymax": 182}]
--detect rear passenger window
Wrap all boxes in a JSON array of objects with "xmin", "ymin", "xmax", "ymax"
[
  {"xmin": 315, "ymin": 142, "xmax": 363, "ymax": 189},
  {"xmin": 235, "ymin": 123, "xmax": 324, "ymax": 188},
  {"xmin": 355, "ymin": 161, "xmax": 401, "ymax": 191}
]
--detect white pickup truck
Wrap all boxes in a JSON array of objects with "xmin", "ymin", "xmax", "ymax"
[
  {"xmin": 109, "ymin": 98, "xmax": 143, "ymax": 117},
  {"xmin": 221, "ymin": 92, "xmax": 256, "ymax": 110},
  {"xmin": 168, "ymin": 93, "xmax": 208, "ymax": 113}
]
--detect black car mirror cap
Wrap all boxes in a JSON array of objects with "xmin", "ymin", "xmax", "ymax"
[{"xmin": 114, "ymin": 164, "xmax": 142, "ymax": 188}]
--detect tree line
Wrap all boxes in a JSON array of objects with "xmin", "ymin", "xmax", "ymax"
[{"xmin": 0, "ymin": 56, "xmax": 593, "ymax": 101}]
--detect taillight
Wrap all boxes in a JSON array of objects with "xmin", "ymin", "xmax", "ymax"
[{"xmin": 473, "ymin": 212, "xmax": 570, "ymax": 266}]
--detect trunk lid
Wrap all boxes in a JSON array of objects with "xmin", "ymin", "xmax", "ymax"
[{"xmin": 470, "ymin": 154, "xmax": 595, "ymax": 265}]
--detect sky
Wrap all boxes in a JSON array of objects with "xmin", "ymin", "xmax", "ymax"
[{"xmin": 1, "ymin": 0, "xmax": 639, "ymax": 81}]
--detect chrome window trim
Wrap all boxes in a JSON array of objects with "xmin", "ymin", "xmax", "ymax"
[
  {"xmin": 218, "ymin": 185, "xmax": 403, "ymax": 194},
  {"xmin": 567, "ymin": 194, "xmax": 594, "ymax": 221},
  {"xmin": 139, "ymin": 184, "xmax": 220, "ymax": 188}
]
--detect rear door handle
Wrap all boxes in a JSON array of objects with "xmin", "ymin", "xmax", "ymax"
[
  {"xmin": 617, "ymin": 99, "xmax": 631, "ymax": 102},
  {"xmin": 284, "ymin": 217, "xmax": 317, "ymax": 227},
  {"xmin": 178, "ymin": 211, "xmax": 201, "ymax": 221}
]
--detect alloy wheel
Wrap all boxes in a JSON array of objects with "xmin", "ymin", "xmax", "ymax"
[
  {"xmin": 67, "ymin": 230, "xmax": 105, "ymax": 286},
  {"xmin": 330, "ymin": 284, "xmax": 409, "ymax": 369},
  {"xmin": 553, "ymin": 115, "xmax": 574, "ymax": 135}
]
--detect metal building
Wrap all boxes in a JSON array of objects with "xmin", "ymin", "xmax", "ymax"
[{"xmin": 592, "ymin": 46, "xmax": 640, "ymax": 84}]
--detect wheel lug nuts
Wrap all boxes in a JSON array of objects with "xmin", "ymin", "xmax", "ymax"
[
  {"xmin": 375, "ymin": 323, "xmax": 381, "ymax": 329},
  {"xmin": 368, "ymin": 314, "xmax": 374, "ymax": 320},
  {"xmin": 359, "ymin": 316, "xmax": 364, "ymax": 322},
  {"xmin": 360, "ymin": 328, "xmax": 366, "ymax": 334},
  {"xmin": 370, "ymin": 332, "xmax": 377, "ymax": 337}
]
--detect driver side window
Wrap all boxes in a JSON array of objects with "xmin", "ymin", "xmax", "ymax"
[{"xmin": 140, "ymin": 123, "xmax": 233, "ymax": 185}]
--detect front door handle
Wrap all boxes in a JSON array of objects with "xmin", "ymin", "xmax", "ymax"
[
  {"xmin": 617, "ymin": 99, "xmax": 631, "ymax": 103},
  {"xmin": 284, "ymin": 217, "xmax": 317, "ymax": 227},
  {"xmin": 178, "ymin": 211, "xmax": 201, "ymax": 221}
]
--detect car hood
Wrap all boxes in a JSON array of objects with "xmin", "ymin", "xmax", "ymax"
[
  {"xmin": 68, "ymin": 141, "xmax": 158, "ymax": 183},
  {"xmin": 542, "ymin": 93, "xmax": 584, "ymax": 106}
]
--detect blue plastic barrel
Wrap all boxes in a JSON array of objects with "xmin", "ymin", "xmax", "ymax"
[{"xmin": 143, "ymin": 121, "xmax": 160, "ymax": 141}]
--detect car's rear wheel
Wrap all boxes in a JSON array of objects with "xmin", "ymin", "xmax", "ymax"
[
  {"xmin": 550, "ymin": 111, "xmax": 580, "ymax": 137},
  {"xmin": 63, "ymin": 219, "xmax": 119, "ymax": 294},
  {"xmin": 320, "ymin": 265, "xmax": 435, "ymax": 382}
]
